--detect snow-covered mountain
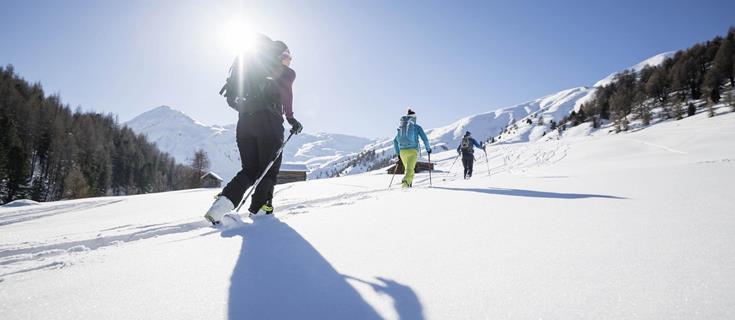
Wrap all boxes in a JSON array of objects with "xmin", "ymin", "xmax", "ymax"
[
  {"xmin": 125, "ymin": 106, "xmax": 377, "ymax": 181},
  {"xmin": 313, "ymin": 51, "xmax": 675, "ymax": 178},
  {"xmin": 127, "ymin": 52, "xmax": 674, "ymax": 181},
  {"xmin": 594, "ymin": 51, "xmax": 676, "ymax": 87}
]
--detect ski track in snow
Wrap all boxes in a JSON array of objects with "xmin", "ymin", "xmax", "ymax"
[
  {"xmin": 0, "ymin": 221, "xmax": 210, "ymax": 268},
  {"xmin": 484, "ymin": 140, "xmax": 570, "ymax": 176},
  {"xmin": 0, "ymin": 199, "xmax": 124, "ymax": 227},
  {"xmin": 621, "ymin": 138, "xmax": 687, "ymax": 154},
  {"xmin": 0, "ymin": 137, "xmax": 605, "ymax": 281},
  {"xmin": 0, "ymin": 117, "xmax": 705, "ymax": 280},
  {"xmin": 0, "ymin": 187, "xmax": 390, "ymax": 271}
]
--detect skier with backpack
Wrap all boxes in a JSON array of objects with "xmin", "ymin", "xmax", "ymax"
[
  {"xmin": 393, "ymin": 109, "xmax": 431, "ymax": 188},
  {"xmin": 456, "ymin": 131, "xmax": 484, "ymax": 179},
  {"xmin": 204, "ymin": 34, "xmax": 303, "ymax": 225}
]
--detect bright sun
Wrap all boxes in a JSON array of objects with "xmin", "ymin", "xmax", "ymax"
[{"xmin": 217, "ymin": 20, "xmax": 259, "ymax": 55}]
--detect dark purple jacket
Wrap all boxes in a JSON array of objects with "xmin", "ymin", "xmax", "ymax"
[{"xmin": 275, "ymin": 67, "xmax": 296, "ymax": 119}]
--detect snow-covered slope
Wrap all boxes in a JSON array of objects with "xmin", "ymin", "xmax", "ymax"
[
  {"xmin": 426, "ymin": 86, "xmax": 593, "ymax": 144},
  {"xmin": 2, "ymin": 108, "xmax": 734, "ymax": 319},
  {"xmin": 594, "ymin": 51, "xmax": 676, "ymax": 87},
  {"xmin": 125, "ymin": 106, "xmax": 376, "ymax": 180},
  {"xmin": 315, "ymin": 51, "xmax": 678, "ymax": 178}
]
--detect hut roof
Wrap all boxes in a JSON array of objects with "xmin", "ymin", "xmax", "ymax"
[
  {"xmin": 280, "ymin": 163, "xmax": 309, "ymax": 172},
  {"xmin": 200, "ymin": 171, "xmax": 223, "ymax": 181}
]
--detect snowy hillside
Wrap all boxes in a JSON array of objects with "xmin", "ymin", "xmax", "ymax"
[
  {"xmin": 2, "ymin": 107, "xmax": 734, "ymax": 319},
  {"xmin": 594, "ymin": 51, "xmax": 676, "ymax": 87},
  {"xmin": 124, "ymin": 52, "xmax": 676, "ymax": 182},
  {"xmin": 315, "ymin": 51, "xmax": 677, "ymax": 178},
  {"xmin": 125, "ymin": 106, "xmax": 376, "ymax": 180}
]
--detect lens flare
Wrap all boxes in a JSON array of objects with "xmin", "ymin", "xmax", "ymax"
[{"xmin": 218, "ymin": 20, "xmax": 259, "ymax": 56}]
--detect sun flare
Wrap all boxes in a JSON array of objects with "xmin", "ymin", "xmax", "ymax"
[{"xmin": 218, "ymin": 20, "xmax": 259, "ymax": 56}]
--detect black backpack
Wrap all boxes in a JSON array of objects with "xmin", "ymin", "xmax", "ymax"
[
  {"xmin": 460, "ymin": 136, "xmax": 473, "ymax": 153},
  {"xmin": 219, "ymin": 35, "xmax": 285, "ymax": 113}
]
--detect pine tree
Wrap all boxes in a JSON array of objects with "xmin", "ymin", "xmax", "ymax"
[
  {"xmin": 63, "ymin": 166, "xmax": 90, "ymax": 199},
  {"xmin": 725, "ymin": 90, "xmax": 735, "ymax": 112},
  {"xmin": 189, "ymin": 149, "xmax": 210, "ymax": 188},
  {"xmin": 621, "ymin": 118, "xmax": 629, "ymax": 131},
  {"xmin": 645, "ymin": 67, "xmax": 670, "ymax": 106},
  {"xmin": 712, "ymin": 35, "xmax": 734, "ymax": 88},
  {"xmin": 704, "ymin": 67, "xmax": 722, "ymax": 104},
  {"xmin": 634, "ymin": 92, "xmax": 652, "ymax": 126},
  {"xmin": 577, "ymin": 109, "xmax": 586, "ymax": 124},
  {"xmin": 687, "ymin": 103, "xmax": 697, "ymax": 117},
  {"xmin": 672, "ymin": 98, "xmax": 685, "ymax": 120}
]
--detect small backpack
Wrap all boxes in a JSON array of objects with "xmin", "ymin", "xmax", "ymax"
[
  {"xmin": 219, "ymin": 35, "xmax": 284, "ymax": 113},
  {"xmin": 397, "ymin": 116, "xmax": 417, "ymax": 146},
  {"xmin": 460, "ymin": 136, "xmax": 473, "ymax": 153}
]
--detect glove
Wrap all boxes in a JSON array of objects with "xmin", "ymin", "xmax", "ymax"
[
  {"xmin": 427, "ymin": 149, "xmax": 432, "ymax": 154},
  {"xmin": 287, "ymin": 118, "xmax": 303, "ymax": 135}
]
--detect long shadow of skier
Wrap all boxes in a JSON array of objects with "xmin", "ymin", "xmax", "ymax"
[
  {"xmin": 345, "ymin": 275, "xmax": 425, "ymax": 320},
  {"xmin": 433, "ymin": 186, "xmax": 625, "ymax": 199},
  {"xmin": 221, "ymin": 218, "xmax": 421, "ymax": 319}
]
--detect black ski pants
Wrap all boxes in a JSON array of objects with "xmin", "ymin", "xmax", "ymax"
[
  {"xmin": 222, "ymin": 110, "xmax": 284, "ymax": 213},
  {"xmin": 461, "ymin": 153, "xmax": 474, "ymax": 178}
]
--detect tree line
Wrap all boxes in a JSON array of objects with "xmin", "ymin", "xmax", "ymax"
[
  {"xmin": 562, "ymin": 27, "xmax": 735, "ymax": 131},
  {"xmin": 0, "ymin": 65, "xmax": 202, "ymax": 204}
]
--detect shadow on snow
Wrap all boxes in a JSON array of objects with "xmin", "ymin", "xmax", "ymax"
[
  {"xmin": 221, "ymin": 218, "xmax": 424, "ymax": 319},
  {"xmin": 433, "ymin": 186, "xmax": 625, "ymax": 200}
]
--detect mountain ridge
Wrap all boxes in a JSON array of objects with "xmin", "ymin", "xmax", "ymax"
[
  {"xmin": 125, "ymin": 107, "xmax": 377, "ymax": 181},
  {"xmin": 127, "ymin": 51, "xmax": 673, "ymax": 180}
]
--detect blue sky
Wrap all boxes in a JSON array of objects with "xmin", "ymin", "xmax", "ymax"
[{"xmin": 1, "ymin": 0, "xmax": 734, "ymax": 138}]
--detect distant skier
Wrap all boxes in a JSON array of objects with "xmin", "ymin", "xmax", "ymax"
[
  {"xmin": 393, "ymin": 108, "xmax": 431, "ymax": 188},
  {"xmin": 205, "ymin": 35, "xmax": 303, "ymax": 225},
  {"xmin": 456, "ymin": 131, "xmax": 484, "ymax": 179}
]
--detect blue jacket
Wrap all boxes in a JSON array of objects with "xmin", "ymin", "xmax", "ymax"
[
  {"xmin": 393, "ymin": 115, "xmax": 431, "ymax": 154},
  {"xmin": 457, "ymin": 136, "xmax": 483, "ymax": 155}
]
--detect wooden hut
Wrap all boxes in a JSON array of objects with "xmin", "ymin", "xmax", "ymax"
[
  {"xmin": 386, "ymin": 160, "xmax": 434, "ymax": 174},
  {"xmin": 200, "ymin": 171, "xmax": 223, "ymax": 188},
  {"xmin": 278, "ymin": 163, "xmax": 308, "ymax": 184}
]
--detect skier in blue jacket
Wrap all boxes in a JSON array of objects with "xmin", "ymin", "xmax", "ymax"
[
  {"xmin": 393, "ymin": 108, "xmax": 431, "ymax": 188},
  {"xmin": 456, "ymin": 131, "xmax": 484, "ymax": 179}
]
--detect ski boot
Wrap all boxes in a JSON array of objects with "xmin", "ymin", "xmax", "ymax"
[
  {"xmin": 204, "ymin": 195, "xmax": 235, "ymax": 225},
  {"xmin": 249, "ymin": 203, "xmax": 274, "ymax": 219}
]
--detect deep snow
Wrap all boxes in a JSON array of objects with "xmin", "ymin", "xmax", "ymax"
[{"xmin": 1, "ymin": 109, "xmax": 734, "ymax": 319}]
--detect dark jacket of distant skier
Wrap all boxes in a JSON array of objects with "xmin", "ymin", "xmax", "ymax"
[
  {"xmin": 205, "ymin": 34, "xmax": 303, "ymax": 225},
  {"xmin": 393, "ymin": 109, "xmax": 431, "ymax": 188},
  {"xmin": 456, "ymin": 131, "xmax": 484, "ymax": 179}
]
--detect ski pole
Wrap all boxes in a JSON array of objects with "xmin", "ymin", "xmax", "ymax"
[
  {"xmin": 236, "ymin": 132, "xmax": 295, "ymax": 213},
  {"xmin": 483, "ymin": 148, "xmax": 491, "ymax": 180},
  {"xmin": 444, "ymin": 154, "xmax": 460, "ymax": 181},
  {"xmin": 388, "ymin": 156, "xmax": 399, "ymax": 189},
  {"xmin": 427, "ymin": 152, "xmax": 432, "ymax": 187}
]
